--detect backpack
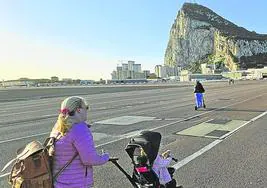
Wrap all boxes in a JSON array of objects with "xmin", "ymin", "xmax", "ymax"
[{"xmin": 1, "ymin": 137, "xmax": 77, "ymax": 188}]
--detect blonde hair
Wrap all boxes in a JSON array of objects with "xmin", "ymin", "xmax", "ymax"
[
  {"xmin": 54, "ymin": 96, "xmax": 88, "ymax": 136},
  {"xmin": 140, "ymin": 148, "xmax": 147, "ymax": 156}
]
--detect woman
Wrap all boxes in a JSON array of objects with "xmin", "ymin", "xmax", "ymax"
[
  {"xmin": 50, "ymin": 96, "xmax": 109, "ymax": 188},
  {"xmin": 194, "ymin": 81, "xmax": 206, "ymax": 110}
]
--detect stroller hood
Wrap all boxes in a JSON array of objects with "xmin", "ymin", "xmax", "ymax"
[{"xmin": 125, "ymin": 131, "xmax": 161, "ymax": 165}]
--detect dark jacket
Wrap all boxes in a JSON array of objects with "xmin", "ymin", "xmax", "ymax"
[{"xmin": 194, "ymin": 82, "xmax": 205, "ymax": 93}]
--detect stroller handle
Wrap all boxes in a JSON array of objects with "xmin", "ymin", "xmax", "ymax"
[
  {"xmin": 109, "ymin": 157, "xmax": 119, "ymax": 162},
  {"xmin": 109, "ymin": 157, "xmax": 139, "ymax": 187},
  {"xmin": 172, "ymin": 157, "xmax": 178, "ymax": 162}
]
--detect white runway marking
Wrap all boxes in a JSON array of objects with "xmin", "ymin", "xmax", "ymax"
[
  {"xmin": 0, "ymin": 132, "xmax": 49, "ymax": 144},
  {"xmin": 172, "ymin": 139, "xmax": 222, "ymax": 170},
  {"xmin": 95, "ymin": 116, "xmax": 156, "ymax": 125}
]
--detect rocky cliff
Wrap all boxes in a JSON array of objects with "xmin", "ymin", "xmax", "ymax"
[{"xmin": 164, "ymin": 3, "xmax": 267, "ymax": 72}]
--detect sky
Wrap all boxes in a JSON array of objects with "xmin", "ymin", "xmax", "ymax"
[{"xmin": 0, "ymin": 0, "xmax": 266, "ymax": 81}]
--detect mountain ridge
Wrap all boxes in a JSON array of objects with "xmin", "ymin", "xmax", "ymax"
[
  {"xmin": 181, "ymin": 3, "xmax": 267, "ymax": 40},
  {"xmin": 164, "ymin": 3, "xmax": 267, "ymax": 72}
]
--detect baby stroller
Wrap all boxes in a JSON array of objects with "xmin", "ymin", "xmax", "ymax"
[{"xmin": 110, "ymin": 131, "xmax": 181, "ymax": 188}]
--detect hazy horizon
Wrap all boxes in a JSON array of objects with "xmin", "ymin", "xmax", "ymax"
[{"xmin": 1, "ymin": 0, "xmax": 266, "ymax": 81}]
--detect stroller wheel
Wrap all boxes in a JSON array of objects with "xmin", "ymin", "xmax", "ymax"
[{"xmin": 195, "ymin": 106, "xmax": 197, "ymax": 110}]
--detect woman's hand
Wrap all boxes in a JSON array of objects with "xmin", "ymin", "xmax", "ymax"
[{"xmin": 162, "ymin": 150, "xmax": 171, "ymax": 158}]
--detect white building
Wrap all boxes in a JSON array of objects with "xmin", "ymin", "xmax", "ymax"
[
  {"xmin": 116, "ymin": 66, "xmax": 123, "ymax": 80},
  {"xmin": 128, "ymin": 61, "xmax": 135, "ymax": 71},
  {"xmin": 134, "ymin": 72, "xmax": 145, "ymax": 79},
  {"xmin": 143, "ymin": 70, "xmax": 150, "ymax": 78},
  {"xmin": 155, "ymin": 65, "xmax": 179, "ymax": 78},
  {"xmin": 161, "ymin": 66, "xmax": 168, "ymax": 78},
  {"xmin": 2, "ymin": 80, "xmax": 35, "ymax": 87},
  {"xmin": 246, "ymin": 67, "xmax": 267, "ymax": 80},
  {"xmin": 201, "ymin": 63, "xmax": 213, "ymax": 74},
  {"xmin": 122, "ymin": 63, "xmax": 128, "ymax": 71},
  {"xmin": 111, "ymin": 71, "xmax": 117, "ymax": 80},
  {"xmin": 155, "ymin": 65, "xmax": 162, "ymax": 78},
  {"xmin": 133, "ymin": 64, "xmax": 141, "ymax": 73},
  {"xmin": 112, "ymin": 60, "xmax": 146, "ymax": 80}
]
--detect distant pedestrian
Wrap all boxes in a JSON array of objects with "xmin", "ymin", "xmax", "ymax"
[
  {"xmin": 50, "ymin": 96, "xmax": 109, "ymax": 188},
  {"xmin": 194, "ymin": 81, "xmax": 206, "ymax": 110},
  {"xmin": 228, "ymin": 78, "xmax": 234, "ymax": 85}
]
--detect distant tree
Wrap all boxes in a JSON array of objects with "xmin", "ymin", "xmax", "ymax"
[
  {"xmin": 36, "ymin": 79, "xmax": 51, "ymax": 83},
  {"xmin": 51, "ymin": 76, "xmax": 59, "ymax": 82},
  {"xmin": 147, "ymin": 73, "xmax": 157, "ymax": 79},
  {"xmin": 66, "ymin": 80, "xmax": 73, "ymax": 85},
  {"xmin": 99, "ymin": 78, "xmax": 106, "ymax": 84},
  {"xmin": 207, "ymin": 54, "xmax": 215, "ymax": 64},
  {"xmin": 189, "ymin": 61, "xmax": 202, "ymax": 73},
  {"xmin": 73, "ymin": 79, "xmax": 81, "ymax": 84}
]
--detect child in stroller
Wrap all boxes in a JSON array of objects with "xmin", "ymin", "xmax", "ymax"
[
  {"xmin": 123, "ymin": 131, "xmax": 182, "ymax": 188},
  {"xmin": 153, "ymin": 150, "xmax": 177, "ymax": 187},
  {"xmin": 135, "ymin": 147, "xmax": 177, "ymax": 188}
]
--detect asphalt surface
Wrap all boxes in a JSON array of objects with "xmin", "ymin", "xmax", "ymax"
[
  {"xmin": 0, "ymin": 84, "xmax": 190, "ymax": 102},
  {"xmin": 0, "ymin": 80, "xmax": 266, "ymax": 188}
]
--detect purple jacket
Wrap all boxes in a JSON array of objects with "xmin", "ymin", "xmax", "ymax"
[{"xmin": 53, "ymin": 122, "xmax": 109, "ymax": 188}]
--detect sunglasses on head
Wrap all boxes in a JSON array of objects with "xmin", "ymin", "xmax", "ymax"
[{"xmin": 85, "ymin": 105, "xmax": 89, "ymax": 110}]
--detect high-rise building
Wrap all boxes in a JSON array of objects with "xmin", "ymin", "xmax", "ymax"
[
  {"xmin": 116, "ymin": 66, "xmax": 123, "ymax": 80},
  {"xmin": 111, "ymin": 71, "xmax": 117, "ymax": 79},
  {"xmin": 133, "ymin": 64, "xmax": 141, "ymax": 73},
  {"xmin": 128, "ymin": 61, "xmax": 135, "ymax": 71},
  {"xmin": 155, "ymin": 65, "xmax": 162, "ymax": 78},
  {"xmin": 122, "ymin": 63, "xmax": 128, "ymax": 71},
  {"xmin": 111, "ymin": 60, "xmax": 146, "ymax": 80},
  {"xmin": 143, "ymin": 70, "xmax": 150, "ymax": 78},
  {"xmin": 161, "ymin": 66, "xmax": 168, "ymax": 78}
]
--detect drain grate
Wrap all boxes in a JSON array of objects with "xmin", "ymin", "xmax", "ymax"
[
  {"xmin": 207, "ymin": 119, "xmax": 231, "ymax": 125},
  {"xmin": 205, "ymin": 130, "xmax": 230, "ymax": 137}
]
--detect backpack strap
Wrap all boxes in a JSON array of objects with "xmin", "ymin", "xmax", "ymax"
[
  {"xmin": 46, "ymin": 131, "xmax": 79, "ymax": 182},
  {"xmin": 8, "ymin": 159, "xmax": 24, "ymax": 184},
  {"xmin": 53, "ymin": 152, "xmax": 78, "ymax": 181},
  {"xmin": 1, "ymin": 158, "xmax": 17, "ymax": 172}
]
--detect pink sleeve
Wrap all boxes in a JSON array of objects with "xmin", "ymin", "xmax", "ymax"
[
  {"xmin": 154, "ymin": 155, "xmax": 172, "ymax": 168},
  {"xmin": 72, "ymin": 123, "xmax": 109, "ymax": 166}
]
